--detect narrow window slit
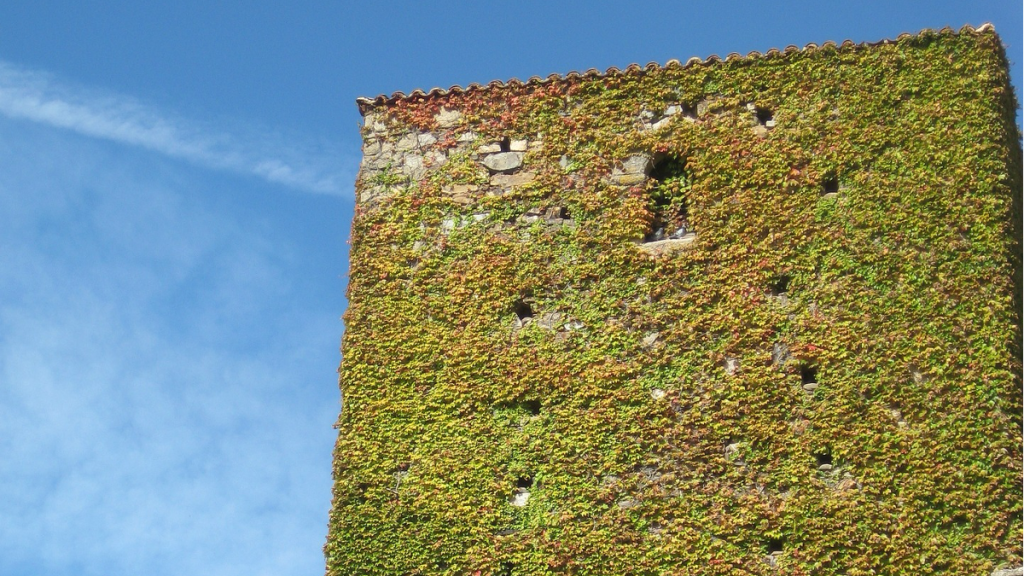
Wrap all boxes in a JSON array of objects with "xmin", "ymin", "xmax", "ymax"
[
  {"xmin": 516, "ymin": 476, "xmax": 534, "ymax": 489},
  {"xmin": 814, "ymin": 450, "xmax": 833, "ymax": 468},
  {"xmin": 822, "ymin": 175, "xmax": 840, "ymax": 194},
  {"xmin": 498, "ymin": 137, "xmax": 511, "ymax": 152},
  {"xmin": 513, "ymin": 299, "xmax": 533, "ymax": 321},
  {"xmin": 800, "ymin": 365, "xmax": 817, "ymax": 385},
  {"xmin": 755, "ymin": 108, "xmax": 774, "ymax": 126},
  {"xmin": 765, "ymin": 537, "xmax": 785, "ymax": 553},
  {"xmin": 644, "ymin": 155, "xmax": 693, "ymax": 243},
  {"xmin": 770, "ymin": 275, "xmax": 791, "ymax": 296}
]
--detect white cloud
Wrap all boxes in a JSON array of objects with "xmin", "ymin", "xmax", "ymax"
[
  {"xmin": 0, "ymin": 60, "xmax": 353, "ymax": 196},
  {"xmin": 0, "ymin": 121, "xmax": 343, "ymax": 576}
]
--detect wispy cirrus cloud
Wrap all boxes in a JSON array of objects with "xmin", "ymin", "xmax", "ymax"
[
  {"xmin": 0, "ymin": 124, "xmax": 343, "ymax": 576},
  {"xmin": 0, "ymin": 61, "xmax": 352, "ymax": 195}
]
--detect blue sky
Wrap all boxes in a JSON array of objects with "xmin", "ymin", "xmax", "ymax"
[{"xmin": 0, "ymin": 2, "xmax": 1018, "ymax": 575}]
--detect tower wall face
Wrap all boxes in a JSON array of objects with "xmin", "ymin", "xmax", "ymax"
[{"xmin": 328, "ymin": 26, "xmax": 1022, "ymax": 575}]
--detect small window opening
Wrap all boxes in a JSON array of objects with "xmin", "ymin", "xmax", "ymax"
[
  {"xmin": 498, "ymin": 561, "xmax": 516, "ymax": 576},
  {"xmin": 495, "ymin": 398, "xmax": 542, "ymax": 417},
  {"xmin": 521, "ymin": 400, "xmax": 542, "ymax": 415},
  {"xmin": 814, "ymin": 451, "xmax": 833, "ymax": 467},
  {"xmin": 516, "ymin": 476, "xmax": 534, "ymax": 489},
  {"xmin": 765, "ymin": 537, "xmax": 785, "ymax": 553},
  {"xmin": 755, "ymin": 108, "xmax": 774, "ymax": 126},
  {"xmin": 644, "ymin": 155, "xmax": 692, "ymax": 242},
  {"xmin": 822, "ymin": 176, "xmax": 840, "ymax": 194},
  {"xmin": 498, "ymin": 137, "xmax": 511, "ymax": 152},
  {"xmin": 557, "ymin": 206, "xmax": 571, "ymax": 219},
  {"xmin": 513, "ymin": 299, "xmax": 533, "ymax": 320},
  {"xmin": 769, "ymin": 275, "xmax": 791, "ymax": 295},
  {"xmin": 800, "ymin": 365, "xmax": 818, "ymax": 385}
]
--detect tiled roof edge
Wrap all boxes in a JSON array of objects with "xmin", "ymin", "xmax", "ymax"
[{"xmin": 355, "ymin": 23, "xmax": 997, "ymax": 115}]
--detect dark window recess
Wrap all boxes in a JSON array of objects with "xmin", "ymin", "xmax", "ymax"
[
  {"xmin": 516, "ymin": 476, "xmax": 534, "ymax": 489},
  {"xmin": 822, "ymin": 176, "xmax": 840, "ymax": 194},
  {"xmin": 800, "ymin": 365, "xmax": 818, "ymax": 385},
  {"xmin": 496, "ymin": 398, "xmax": 542, "ymax": 417},
  {"xmin": 499, "ymin": 137, "xmax": 511, "ymax": 152},
  {"xmin": 765, "ymin": 537, "xmax": 785, "ymax": 553},
  {"xmin": 497, "ymin": 561, "xmax": 516, "ymax": 576},
  {"xmin": 814, "ymin": 451, "xmax": 833, "ymax": 467},
  {"xmin": 644, "ymin": 156, "xmax": 693, "ymax": 242},
  {"xmin": 513, "ymin": 300, "xmax": 533, "ymax": 320},
  {"xmin": 770, "ymin": 275, "xmax": 791, "ymax": 295},
  {"xmin": 521, "ymin": 399, "xmax": 542, "ymax": 415},
  {"xmin": 354, "ymin": 482, "xmax": 371, "ymax": 502},
  {"xmin": 755, "ymin": 108, "xmax": 774, "ymax": 126},
  {"xmin": 557, "ymin": 206, "xmax": 571, "ymax": 219}
]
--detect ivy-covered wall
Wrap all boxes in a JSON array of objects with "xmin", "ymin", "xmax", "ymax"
[{"xmin": 327, "ymin": 25, "xmax": 1022, "ymax": 576}]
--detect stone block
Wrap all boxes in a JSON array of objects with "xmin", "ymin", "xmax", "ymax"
[
  {"xmin": 434, "ymin": 108, "xmax": 462, "ymax": 128},
  {"xmin": 483, "ymin": 152, "xmax": 525, "ymax": 173},
  {"xmin": 490, "ymin": 170, "xmax": 536, "ymax": 188},
  {"xmin": 650, "ymin": 117, "xmax": 672, "ymax": 131},
  {"xmin": 622, "ymin": 153, "xmax": 653, "ymax": 175},
  {"xmin": 536, "ymin": 312, "xmax": 563, "ymax": 329},
  {"xmin": 423, "ymin": 150, "xmax": 447, "ymax": 170},
  {"xmin": 362, "ymin": 140, "xmax": 381, "ymax": 156},
  {"xmin": 509, "ymin": 489, "xmax": 530, "ymax": 507},
  {"xmin": 634, "ymin": 231, "xmax": 700, "ymax": 254},
  {"xmin": 364, "ymin": 112, "xmax": 387, "ymax": 133},
  {"xmin": 402, "ymin": 155, "xmax": 425, "ymax": 180},
  {"xmin": 610, "ymin": 172, "xmax": 648, "ymax": 186},
  {"xmin": 396, "ymin": 132, "xmax": 419, "ymax": 151}
]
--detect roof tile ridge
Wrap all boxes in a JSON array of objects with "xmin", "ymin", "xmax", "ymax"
[{"xmin": 355, "ymin": 23, "xmax": 998, "ymax": 114}]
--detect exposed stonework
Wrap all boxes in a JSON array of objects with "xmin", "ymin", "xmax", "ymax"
[{"xmin": 637, "ymin": 234, "xmax": 696, "ymax": 255}]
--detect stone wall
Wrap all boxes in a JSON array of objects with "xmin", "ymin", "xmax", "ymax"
[{"xmin": 328, "ymin": 25, "xmax": 1022, "ymax": 576}]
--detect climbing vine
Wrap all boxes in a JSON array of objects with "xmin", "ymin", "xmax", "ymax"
[{"xmin": 327, "ymin": 27, "xmax": 1022, "ymax": 576}]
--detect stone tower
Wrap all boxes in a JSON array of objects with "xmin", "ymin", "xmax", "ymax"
[{"xmin": 327, "ymin": 25, "xmax": 1022, "ymax": 575}]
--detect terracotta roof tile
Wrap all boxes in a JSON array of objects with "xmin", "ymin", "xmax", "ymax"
[{"xmin": 356, "ymin": 23, "xmax": 996, "ymax": 114}]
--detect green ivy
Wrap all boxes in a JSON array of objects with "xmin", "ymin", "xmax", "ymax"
[{"xmin": 328, "ymin": 27, "xmax": 1022, "ymax": 576}]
